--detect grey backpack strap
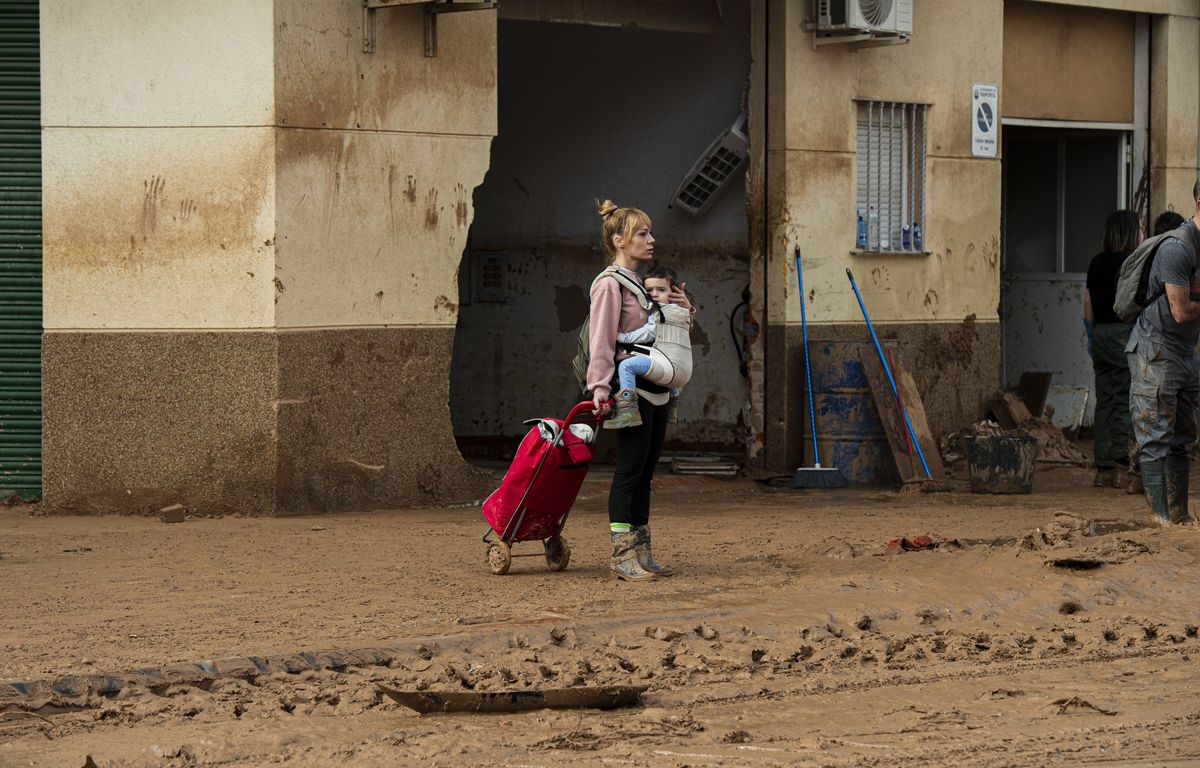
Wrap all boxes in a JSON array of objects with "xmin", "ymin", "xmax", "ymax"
[{"xmin": 603, "ymin": 270, "xmax": 665, "ymax": 322}]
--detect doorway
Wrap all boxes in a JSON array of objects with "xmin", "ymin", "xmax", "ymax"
[
  {"xmin": 450, "ymin": 2, "xmax": 753, "ymax": 462},
  {"xmin": 1000, "ymin": 125, "xmax": 1132, "ymax": 426}
]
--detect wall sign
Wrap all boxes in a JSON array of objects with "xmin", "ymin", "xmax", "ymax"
[{"xmin": 972, "ymin": 83, "xmax": 999, "ymax": 158}]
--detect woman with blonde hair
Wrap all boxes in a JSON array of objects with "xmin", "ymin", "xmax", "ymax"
[{"xmin": 586, "ymin": 199, "xmax": 692, "ymax": 581}]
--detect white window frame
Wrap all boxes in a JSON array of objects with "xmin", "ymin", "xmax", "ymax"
[{"xmin": 854, "ymin": 100, "xmax": 929, "ymax": 255}]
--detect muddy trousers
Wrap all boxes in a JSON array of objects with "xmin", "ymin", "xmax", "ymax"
[
  {"xmin": 608, "ymin": 396, "xmax": 671, "ymax": 528},
  {"xmin": 1092, "ymin": 323, "xmax": 1135, "ymax": 469},
  {"xmin": 1127, "ymin": 334, "xmax": 1199, "ymax": 464}
]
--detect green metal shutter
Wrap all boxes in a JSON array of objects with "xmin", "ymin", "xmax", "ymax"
[{"xmin": 0, "ymin": 1, "xmax": 41, "ymax": 500}]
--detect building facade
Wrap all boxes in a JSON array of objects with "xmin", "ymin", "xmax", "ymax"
[{"xmin": 0, "ymin": 0, "xmax": 1196, "ymax": 511}]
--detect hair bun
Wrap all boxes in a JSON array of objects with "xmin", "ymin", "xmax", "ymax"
[{"xmin": 596, "ymin": 198, "xmax": 619, "ymax": 219}]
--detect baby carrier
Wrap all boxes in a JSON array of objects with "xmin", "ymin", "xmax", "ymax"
[
  {"xmin": 630, "ymin": 302, "xmax": 693, "ymax": 389},
  {"xmin": 571, "ymin": 269, "xmax": 693, "ymax": 393}
]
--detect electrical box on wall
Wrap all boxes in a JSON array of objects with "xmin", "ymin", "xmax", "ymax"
[
  {"xmin": 812, "ymin": 0, "xmax": 913, "ymax": 46},
  {"xmin": 473, "ymin": 252, "xmax": 508, "ymax": 303}
]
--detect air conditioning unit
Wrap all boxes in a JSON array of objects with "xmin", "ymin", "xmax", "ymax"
[
  {"xmin": 671, "ymin": 111, "xmax": 749, "ymax": 217},
  {"xmin": 815, "ymin": 0, "xmax": 913, "ymax": 40}
]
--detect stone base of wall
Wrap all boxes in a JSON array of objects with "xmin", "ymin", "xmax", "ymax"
[
  {"xmin": 763, "ymin": 317, "xmax": 1000, "ymax": 472},
  {"xmin": 42, "ymin": 328, "xmax": 494, "ymax": 516}
]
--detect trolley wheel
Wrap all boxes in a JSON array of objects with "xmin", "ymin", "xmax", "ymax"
[
  {"xmin": 544, "ymin": 535, "xmax": 571, "ymax": 572},
  {"xmin": 487, "ymin": 540, "xmax": 512, "ymax": 575}
]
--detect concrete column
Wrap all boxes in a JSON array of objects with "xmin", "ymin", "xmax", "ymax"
[
  {"xmin": 40, "ymin": 0, "xmax": 497, "ymax": 514},
  {"xmin": 1149, "ymin": 13, "xmax": 1200, "ymax": 217}
]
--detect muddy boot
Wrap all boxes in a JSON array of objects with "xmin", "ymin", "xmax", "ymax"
[
  {"xmin": 603, "ymin": 388, "xmax": 643, "ymax": 430},
  {"xmin": 1127, "ymin": 472, "xmax": 1144, "ymax": 495},
  {"xmin": 633, "ymin": 525, "xmax": 673, "ymax": 576},
  {"xmin": 1165, "ymin": 455, "xmax": 1195, "ymax": 525},
  {"xmin": 610, "ymin": 531, "xmax": 656, "ymax": 581},
  {"xmin": 1093, "ymin": 467, "xmax": 1117, "ymax": 488},
  {"xmin": 1141, "ymin": 459, "xmax": 1170, "ymax": 526}
]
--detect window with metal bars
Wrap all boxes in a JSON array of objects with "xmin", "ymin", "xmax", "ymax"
[{"xmin": 855, "ymin": 100, "xmax": 928, "ymax": 253}]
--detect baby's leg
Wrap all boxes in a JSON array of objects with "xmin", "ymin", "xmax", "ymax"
[{"xmin": 618, "ymin": 355, "xmax": 652, "ymax": 391}]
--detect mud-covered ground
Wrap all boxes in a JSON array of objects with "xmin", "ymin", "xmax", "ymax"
[{"xmin": 2, "ymin": 463, "xmax": 1199, "ymax": 766}]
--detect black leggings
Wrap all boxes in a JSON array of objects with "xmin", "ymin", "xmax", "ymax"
[{"xmin": 608, "ymin": 396, "xmax": 671, "ymax": 527}]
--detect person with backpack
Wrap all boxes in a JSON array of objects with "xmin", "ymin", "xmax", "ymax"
[
  {"xmin": 1119, "ymin": 182, "xmax": 1200, "ymax": 526},
  {"xmin": 1084, "ymin": 210, "xmax": 1141, "ymax": 491},
  {"xmin": 584, "ymin": 199, "xmax": 693, "ymax": 580}
]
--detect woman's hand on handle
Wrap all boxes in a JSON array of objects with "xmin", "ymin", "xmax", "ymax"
[{"xmin": 592, "ymin": 391, "xmax": 612, "ymax": 417}]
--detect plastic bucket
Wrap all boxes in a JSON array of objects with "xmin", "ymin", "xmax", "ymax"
[{"xmin": 964, "ymin": 435, "xmax": 1038, "ymax": 494}]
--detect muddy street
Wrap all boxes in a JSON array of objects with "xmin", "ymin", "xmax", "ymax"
[{"xmin": 2, "ymin": 467, "xmax": 1200, "ymax": 766}]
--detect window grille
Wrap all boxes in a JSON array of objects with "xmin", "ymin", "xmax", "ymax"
[{"xmin": 855, "ymin": 101, "xmax": 928, "ymax": 253}]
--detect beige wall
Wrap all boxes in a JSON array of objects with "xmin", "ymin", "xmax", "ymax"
[
  {"xmin": 271, "ymin": 0, "xmax": 496, "ymax": 329},
  {"xmin": 772, "ymin": 0, "xmax": 1004, "ymax": 327},
  {"xmin": 1021, "ymin": 0, "xmax": 1198, "ymax": 15},
  {"xmin": 41, "ymin": 1, "xmax": 279, "ymax": 330},
  {"xmin": 42, "ymin": 128, "xmax": 277, "ymax": 330},
  {"xmin": 41, "ymin": 1, "xmax": 275, "ymax": 127},
  {"xmin": 42, "ymin": 0, "xmax": 498, "ymax": 332},
  {"xmin": 1149, "ymin": 12, "xmax": 1200, "ymax": 217},
  {"xmin": 1004, "ymin": 3, "xmax": 1135, "ymax": 123},
  {"xmin": 274, "ymin": 130, "xmax": 490, "ymax": 328}
]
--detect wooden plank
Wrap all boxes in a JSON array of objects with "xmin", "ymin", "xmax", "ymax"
[
  {"xmin": 1017, "ymin": 372, "xmax": 1053, "ymax": 419},
  {"xmin": 891, "ymin": 350, "xmax": 946, "ymax": 480},
  {"xmin": 859, "ymin": 348, "xmax": 922, "ymax": 484},
  {"xmin": 858, "ymin": 347, "xmax": 946, "ymax": 483},
  {"xmin": 987, "ymin": 390, "xmax": 1033, "ymax": 429}
]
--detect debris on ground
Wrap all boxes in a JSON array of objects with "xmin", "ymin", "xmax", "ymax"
[
  {"xmin": 1051, "ymin": 696, "xmax": 1117, "ymax": 716},
  {"xmin": 160, "ymin": 504, "xmax": 186, "ymax": 524},
  {"xmin": 940, "ymin": 390, "xmax": 1088, "ymax": 466},
  {"xmin": 883, "ymin": 534, "xmax": 960, "ymax": 556},
  {"xmin": 667, "ymin": 453, "xmax": 741, "ymax": 477},
  {"xmin": 376, "ymin": 684, "xmax": 647, "ymax": 714}
]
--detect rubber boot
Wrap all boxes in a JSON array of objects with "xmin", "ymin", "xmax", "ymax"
[
  {"xmin": 633, "ymin": 525, "xmax": 673, "ymax": 576},
  {"xmin": 610, "ymin": 531, "xmax": 656, "ymax": 581},
  {"xmin": 1141, "ymin": 459, "xmax": 1170, "ymax": 527},
  {"xmin": 603, "ymin": 388, "xmax": 643, "ymax": 430},
  {"xmin": 1093, "ymin": 467, "xmax": 1117, "ymax": 488},
  {"xmin": 1165, "ymin": 455, "xmax": 1195, "ymax": 525},
  {"xmin": 1127, "ymin": 473, "xmax": 1144, "ymax": 495}
]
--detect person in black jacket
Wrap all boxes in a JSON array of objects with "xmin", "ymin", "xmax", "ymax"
[{"xmin": 1084, "ymin": 210, "xmax": 1142, "ymax": 490}]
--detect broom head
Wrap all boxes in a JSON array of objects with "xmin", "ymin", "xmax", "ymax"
[{"xmin": 791, "ymin": 464, "xmax": 850, "ymax": 489}]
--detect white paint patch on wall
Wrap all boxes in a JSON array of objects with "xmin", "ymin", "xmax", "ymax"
[
  {"xmin": 41, "ymin": 0, "xmax": 275, "ymax": 127},
  {"xmin": 42, "ymin": 127, "xmax": 277, "ymax": 330}
]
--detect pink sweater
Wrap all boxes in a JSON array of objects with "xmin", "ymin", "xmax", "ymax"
[{"xmin": 586, "ymin": 267, "xmax": 649, "ymax": 400}]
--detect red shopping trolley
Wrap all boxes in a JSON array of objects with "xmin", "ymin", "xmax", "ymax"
[{"xmin": 481, "ymin": 400, "xmax": 606, "ymax": 575}]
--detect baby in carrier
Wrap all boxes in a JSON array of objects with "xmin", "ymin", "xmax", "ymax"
[{"xmin": 607, "ymin": 266, "xmax": 694, "ymax": 429}]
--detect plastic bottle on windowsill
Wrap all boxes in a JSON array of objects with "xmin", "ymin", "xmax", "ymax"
[
  {"xmin": 902, "ymin": 223, "xmax": 912, "ymax": 250},
  {"xmin": 912, "ymin": 221, "xmax": 923, "ymax": 251},
  {"xmin": 856, "ymin": 210, "xmax": 868, "ymax": 249},
  {"xmin": 867, "ymin": 205, "xmax": 879, "ymax": 250}
]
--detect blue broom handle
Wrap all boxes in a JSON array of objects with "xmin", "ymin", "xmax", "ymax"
[
  {"xmin": 845, "ymin": 268, "xmax": 933, "ymax": 478},
  {"xmin": 796, "ymin": 248, "xmax": 821, "ymax": 466}
]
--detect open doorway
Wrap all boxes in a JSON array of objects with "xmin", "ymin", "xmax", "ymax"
[
  {"xmin": 451, "ymin": 2, "xmax": 753, "ymax": 463},
  {"xmin": 1000, "ymin": 125, "xmax": 1132, "ymax": 427}
]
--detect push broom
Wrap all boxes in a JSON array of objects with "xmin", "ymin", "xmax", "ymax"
[
  {"xmin": 792, "ymin": 247, "xmax": 850, "ymax": 489},
  {"xmin": 846, "ymin": 268, "xmax": 950, "ymax": 494}
]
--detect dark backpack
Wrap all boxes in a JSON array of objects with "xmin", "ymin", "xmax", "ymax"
[
  {"xmin": 1112, "ymin": 223, "xmax": 1198, "ymax": 322},
  {"xmin": 571, "ymin": 270, "xmax": 660, "ymax": 395}
]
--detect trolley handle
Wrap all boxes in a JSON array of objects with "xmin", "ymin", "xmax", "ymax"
[{"xmin": 564, "ymin": 399, "xmax": 610, "ymax": 429}]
